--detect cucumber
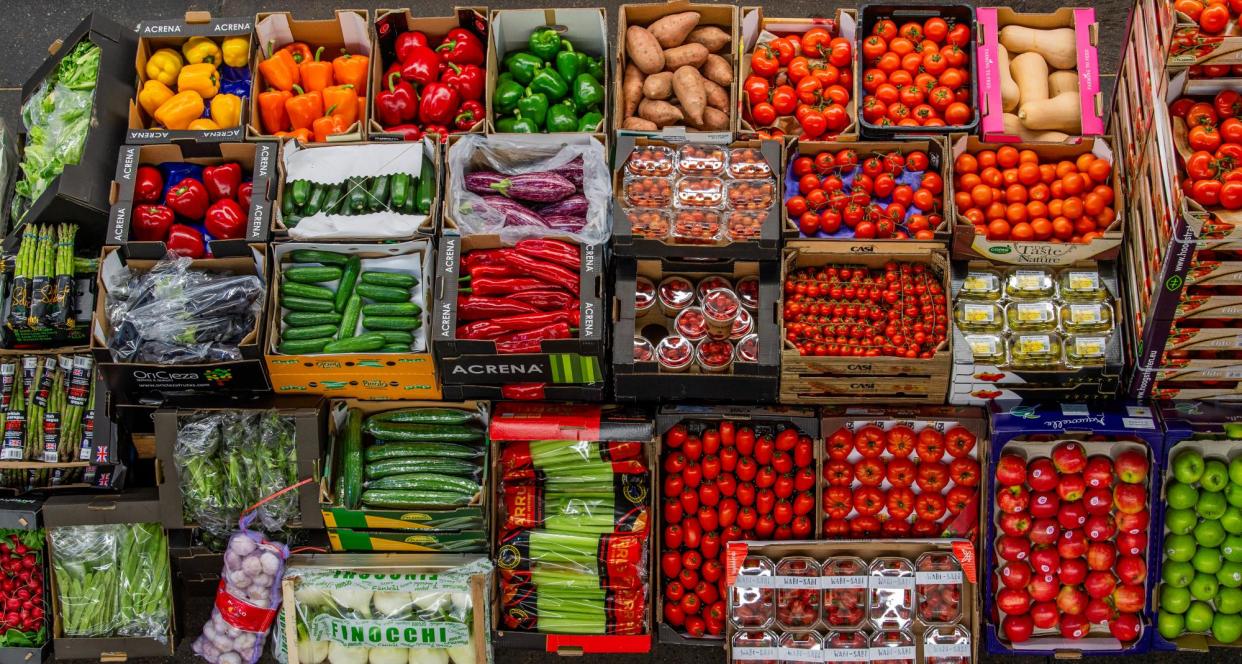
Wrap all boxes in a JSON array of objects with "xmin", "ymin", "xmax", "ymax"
[
  {"xmin": 356, "ymin": 283, "xmax": 411, "ymax": 303},
  {"xmin": 279, "ymin": 338, "xmax": 332, "ymax": 354},
  {"xmin": 369, "ymin": 408, "xmax": 478, "ymax": 426},
  {"xmin": 285, "ymin": 311, "xmax": 343, "ymax": 327},
  {"xmin": 364, "ymin": 457, "xmax": 480, "ymax": 479},
  {"xmin": 374, "ymin": 330, "xmax": 414, "ymax": 345},
  {"xmin": 283, "ymin": 324, "xmax": 339, "ymax": 340},
  {"xmin": 364, "ymin": 441, "xmax": 483, "ymax": 461},
  {"xmin": 285, "ymin": 266, "xmax": 343, "ymax": 283},
  {"xmin": 360, "ymin": 489, "xmax": 473, "ymax": 508},
  {"xmin": 380, "ymin": 344, "xmax": 409, "ymax": 353},
  {"xmin": 290, "ymin": 249, "xmax": 348, "ymax": 265},
  {"xmin": 361, "ymin": 272, "xmax": 418, "ymax": 289},
  {"xmin": 338, "ymin": 294, "xmax": 362, "ymax": 340},
  {"xmin": 364, "ymin": 420, "xmax": 484, "ymax": 443},
  {"xmin": 364, "ymin": 473, "xmax": 480, "ymax": 494},
  {"xmin": 335, "ymin": 256, "xmax": 361, "ymax": 313},
  {"xmin": 361, "ymin": 302, "xmax": 422, "ymax": 317},
  {"xmin": 282, "ymin": 296, "xmax": 335, "ymax": 312},
  {"xmin": 338, "ymin": 408, "xmax": 364, "ymax": 509},
  {"xmin": 323, "ymin": 333, "xmax": 386, "ymax": 353},
  {"xmin": 284, "ymin": 281, "xmax": 335, "ymax": 301},
  {"xmin": 363, "ymin": 316, "xmax": 422, "ymax": 331}
]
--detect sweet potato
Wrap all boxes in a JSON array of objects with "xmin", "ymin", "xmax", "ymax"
[
  {"xmin": 639, "ymin": 99, "xmax": 684, "ymax": 128},
  {"xmin": 623, "ymin": 117, "xmax": 659, "ymax": 131},
  {"xmin": 643, "ymin": 72, "xmax": 674, "ymax": 100},
  {"xmin": 627, "ymin": 26, "xmax": 665, "ymax": 74},
  {"xmin": 702, "ymin": 78, "xmax": 728, "ymax": 111},
  {"xmin": 673, "ymin": 66, "xmax": 707, "ymax": 126},
  {"xmin": 701, "ymin": 54, "xmax": 733, "ymax": 87},
  {"xmin": 623, "ymin": 64, "xmax": 644, "ymax": 118},
  {"xmin": 698, "ymin": 107, "xmax": 730, "ymax": 131},
  {"xmin": 686, "ymin": 26, "xmax": 730, "ymax": 53},
  {"xmin": 648, "ymin": 11, "xmax": 700, "ymax": 49},
  {"xmin": 663, "ymin": 43, "xmax": 709, "ymax": 70}
]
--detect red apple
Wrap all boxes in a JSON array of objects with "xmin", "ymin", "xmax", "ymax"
[
  {"xmin": 1058, "ymin": 500, "xmax": 1087, "ymax": 530},
  {"xmin": 1029, "ymin": 574, "xmax": 1060, "ymax": 602},
  {"xmin": 1109, "ymin": 612, "xmax": 1142, "ymax": 642},
  {"xmin": 1084, "ymin": 488, "xmax": 1113, "ymax": 515},
  {"xmin": 1116, "ymin": 555, "xmax": 1147, "ymax": 585},
  {"xmin": 1000, "ymin": 562, "xmax": 1032, "ymax": 590},
  {"xmin": 1115, "ymin": 509, "xmax": 1149, "ymax": 535},
  {"xmin": 1029, "ymin": 518, "xmax": 1061, "ymax": 545},
  {"xmin": 1083, "ymin": 455, "xmax": 1115, "ymax": 489},
  {"xmin": 1086, "ymin": 542, "xmax": 1118, "ymax": 571},
  {"xmin": 1113, "ymin": 584, "xmax": 1145, "ymax": 613},
  {"xmin": 996, "ymin": 453, "xmax": 1028, "ymax": 487},
  {"xmin": 1086, "ymin": 597, "xmax": 1116, "ymax": 624},
  {"xmin": 1027, "ymin": 457, "xmax": 1059, "ymax": 492},
  {"xmin": 1113, "ymin": 484, "xmax": 1147, "ymax": 514},
  {"xmin": 1000, "ymin": 512, "xmax": 1032, "ymax": 537},
  {"xmin": 1057, "ymin": 473, "xmax": 1087, "ymax": 502},
  {"xmin": 997, "ymin": 485, "xmax": 1030, "ymax": 514},
  {"xmin": 1084, "ymin": 570, "xmax": 1117, "ymax": 599},
  {"xmin": 1058, "ymin": 528, "xmax": 1088, "ymax": 559},
  {"xmin": 1117, "ymin": 531, "xmax": 1147, "ymax": 556},
  {"xmin": 1029, "ymin": 490, "xmax": 1060, "ymax": 519},
  {"xmin": 1059, "ymin": 557, "xmax": 1088, "ymax": 586},
  {"xmin": 1052, "ymin": 441, "xmax": 1087, "ymax": 474},
  {"xmin": 997, "ymin": 587, "xmax": 1032, "ymax": 615},
  {"xmin": 1114, "ymin": 450, "xmax": 1149, "ymax": 484},
  {"xmin": 1003, "ymin": 614, "xmax": 1035, "ymax": 643},
  {"xmin": 1061, "ymin": 613, "xmax": 1089, "ymax": 639},
  {"xmin": 1031, "ymin": 601, "xmax": 1059, "ymax": 629},
  {"xmin": 1057, "ymin": 585, "xmax": 1088, "ymax": 616},
  {"xmin": 1083, "ymin": 514, "xmax": 1117, "ymax": 542},
  {"xmin": 1031, "ymin": 546, "xmax": 1061, "ymax": 576},
  {"xmin": 997, "ymin": 535, "xmax": 1031, "ymax": 562}
]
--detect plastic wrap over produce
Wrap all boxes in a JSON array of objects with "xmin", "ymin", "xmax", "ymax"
[
  {"xmin": 274, "ymin": 558, "xmax": 491, "ymax": 664},
  {"xmin": 447, "ymin": 134, "xmax": 610, "ymax": 245},
  {"xmin": 192, "ymin": 526, "xmax": 289, "ymax": 664}
]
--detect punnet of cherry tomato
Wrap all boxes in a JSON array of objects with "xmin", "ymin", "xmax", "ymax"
[
  {"xmin": 1171, "ymin": 90, "xmax": 1242, "ymax": 212},
  {"xmin": 743, "ymin": 24, "xmax": 855, "ymax": 140},
  {"xmin": 785, "ymin": 147, "xmax": 945, "ymax": 240},
  {"xmin": 1174, "ymin": 0, "xmax": 1241, "ymax": 35},
  {"xmin": 859, "ymin": 12, "xmax": 975, "ymax": 131}
]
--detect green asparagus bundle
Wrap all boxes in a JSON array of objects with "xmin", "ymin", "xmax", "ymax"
[{"xmin": 5, "ymin": 223, "xmax": 84, "ymax": 332}]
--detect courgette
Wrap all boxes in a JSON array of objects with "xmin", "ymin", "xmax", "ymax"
[
  {"xmin": 356, "ymin": 283, "xmax": 411, "ymax": 303},
  {"xmin": 323, "ymin": 333, "xmax": 386, "ymax": 354},
  {"xmin": 364, "ymin": 473, "xmax": 480, "ymax": 495},
  {"xmin": 283, "ymin": 324, "xmax": 339, "ymax": 340},
  {"xmin": 322, "ymin": 184, "xmax": 344, "ymax": 214},
  {"xmin": 364, "ymin": 457, "xmax": 480, "ymax": 479},
  {"xmin": 303, "ymin": 184, "xmax": 326, "ymax": 215},
  {"xmin": 368, "ymin": 175, "xmax": 390, "ymax": 212},
  {"xmin": 364, "ymin": 420, "xmax": 484, "ymax": 443},
  {"xmin": 285, "ymin": 311, "xmax": 343, "ymax": 327},
  {"xmin": 361, "ymin": 489, "xmax": 473, "ymax": 508},
  {"xmin": 363, "ymin": 316, "xmax": 422, "ymax": 331},
  {"xmin": 363, "ymin": 441, "xmax": 483, "ymax": 461},
  {"xmin": 361, "ymin": 301, "xmax": 421, "ymax": 317},
  {"xmin": 369, "ymin": 408, "xmax": 478, "ymax": 426},
  {"xmin": 279, "ymin": 338, "xmax": 332, "ymax": 354},
  {"xmin": 338, "ymin": 408, "xmax": 364, "ymax": 509},
  {"xmin": 416, "ymin": 156, "xmax": 435, "ymax": 214},
  {"xmin": 360, "ymin": 272, "xmax": 418, "ymax": 289},
  {"xmin": 282, "ymin": 296, "xmax": 335, "ymax": 312},
  {"xmin": 285, "ymin": 266, "xmax": 343, "ymax": 284},
  {"xmin": 290, "ymin": 249, "xmax": 348, "ymax": 265},
  {"xmin": 349, "ymin": 176, "xmax": 368, "ymax": 212},
  {"xmin": 284, "ymin": 281, "xmax": 335, "ymax": 301}
]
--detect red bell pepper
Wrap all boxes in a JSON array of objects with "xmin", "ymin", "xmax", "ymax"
[
  {"xmin": 400, "ymin": 45, "xmax": 441, "ymax": 87},
  {"xmin": 383, "ymin": 124, "xmax": 424, "ymax": 140},
  {"xmin": 132, "ymin": 204, "xmax": 174, "ymax": 242},
  {"xmin": 423, "ymin": 123, "xmax": 449, "ymax": 142},
  {"xmin": 165, "ymin": 178, "xmax": 210, "ymax": 219},
  {"xmin": 441, "ymin": 63, "xmax": 485, "ymax": 101},
  {"xmin": 455, "ymin": 100, "xmax": 484, "ymax": 131},
  {"xmin": 205, "ymin": 198, "xmax": 247, "ymax": 240},
  {"xmin": 238, "ymin": 182, "xmax": 253, "ymax": 210},
  {"xmin": 436, "ymin": 28, "xmax": 485, "ymax": 66},
  {"xmin": 418, "ymin": 83, "xmax": 459, "ymax": 125},
  {"xmin": 202, "ymin": 163, "xmax": 243, "ymax": 202},
  {"xmin": 166, "ymin": 224, "xmax": 205, "ymax": 258},
  {"xmin": 376, "ymin": 72, "xmax": 418, "ymax": 126},
  {"xmin": 134, "ymin": 166, "xmax": 163, "ymax": 203},
  {"xmin": 395, "ymin": 31, "xmax": 430, "ymax": 63}
]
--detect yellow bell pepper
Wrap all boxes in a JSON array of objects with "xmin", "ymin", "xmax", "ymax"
[
  {"xmin": 182, "ymin": 36, "xmax": 222, "ymax": 65},
  {"xmin": 138, "ymin": 79, "xmax": 175, "ymax": 117},
  {"xmin": 145, "ymin": 48, "xmax": 183, "ymax": 87},
  {"xmin": 188, "ymin": 118, "xmax": 221, "ymax": 130},
  {"xmin": 154, "ymin": 90, "xmax": 205, "ymax": 130},
  {"xmin": 210, "ymin": 93, "xmax": 242, "ymax": 128},
  {"xmin": 221, "ymin": 36, "xmax": 249, "ymax": 68},
  {"xmin": 177, "ymin": 63, "xmax": 219, "ymax": 99}
]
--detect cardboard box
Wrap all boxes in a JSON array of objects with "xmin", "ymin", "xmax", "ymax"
[
  {"xmin": 488, "ymin": 402, "xmax": 655, "ymax": 653},
  {"xmin": 167, "ymin": 529, "xmax": 223, "ymax": 597},
  {"xmin": 737, "ymin": 8, "xmax": 859, "ymax": 142},
  {"xmin": 433, "ymin": 234, "xmax": 606, "ymax": 388},
  {"xmin": 985, "ymin": 403, "xmax": 1161, "ymax": 656},
  {"xmin": 152, "ymin": 396, "xmax": 326, "ymax": 531},
  {"xmin": 948, "ymin": 378, "xmax": 1120, "ymax": 408},
  {"xmin": 780, "ymin": 241, "xmax": 951, "ymax": 404},
  {"xmin": 326, "ymin": 528, "xmax": 488, "ymax": 553},
  {"xmin": 128, "ymin": 13, "xmax": 254, "ymax": 144},
  {"xmin": 613, "ymin": 1, "xmax": 738, "ymax": 140},
  {"xmin": 612, "ymin": 257, "xmax": 780, "ymax": 403},
  {"xmin": 43, "ymin": 490, "xmax": 177, "ymax": 660},
  {"xmin": 9, "ymin": 14, "xmax": 136, "ymax": 240},
  {"xmin": 0, "ymin": 498, "xmax": 49, "ymax": 664},
  {"xmin": 248, "ymin": 10, "xmax": 372, "ymax": 142},
  {"xmin": 107, "ymin": 141, "xmax": 278, "ymax": 257},
  {"xmin": 91, "ymin": 245, "xmax": 271, "ymax": 403},
  {"xmin": 487, "ymin": 8, "xmax": 608, "ymax": 134},
  {"xmin": 612, "ymin": 136, "xmax": 784, "ymax": 260},
  {"xmin": 265, "ymin": 239, "xmax": 440, "ymax": 400},
  {"xmin": 975, "ymin": 7, "xmax": 1105, "ymax": 142},
  {"xmin": 1165, "ymin": 71, "xmax": 1242, "ymax": 242},
  {"xmin": 370, "ymin": 8, "xmax": 489, "ymax": 140},
  {"xmin": 948, "ymin": 135, "xmax": 1123, "ymax": 264},
  {"xmin": 1167, "ymin": 9, "xmax": 1242, "ymax": 66}
]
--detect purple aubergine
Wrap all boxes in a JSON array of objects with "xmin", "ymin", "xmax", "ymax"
[
  {"xmin": 480, "ymin": 195, "xmax": 546, "ymax": 228},
  {"xmin": 488, "ymin": 173, "xmax": 576, "ymax": 203},
  {"xmin": 539, "ymin": 194, "xmax": 589, "ymax": 217},
  {"xmin": 553, "ymin": 157, "xmax": 584, "ymax": 187},
  {"xmin": 465, "ymin": 171, "xmax": 506, "ymax": 195},
  {"xmin": 541, "ymin": 214, "xmax": 587, "ymax": 232}
]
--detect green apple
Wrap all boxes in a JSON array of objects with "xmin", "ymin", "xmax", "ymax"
[
  {"xmin": 1163, "ymin": 583, "xmax": 1193, "ymax": 613},
  {"xmin": 1166, "ymin": 533, "xmax": 1199, "ymax": 563},
  {"xmin": 1200, "ymin": 491, "xmax": 1229, "ymax": 520},
  {"xmin": 1192, "ymin": 573, "xmax": 1221, "ymax": 601},
  {"xmin": 1220, "ymin": 561, "xmax": 1242, "ymax": 589},
  {"xmin": 1224, "ymin": 507, "xmax": 1242, "ymax": 535},
  {"xmin": 1226, "ymin": 535, "xmax": 1242, "ymax": 562},
  {"xmin": 1205, "ymin": 459, "xmax": 1231, "ymax": 492},
  {"xmin": 1227, "ymin": 483, "xmax": 1242, "ymax": 508},
  {"xmin": 1226, "ymin": 423, "xmax": 1242, "ymax": 440},
  {"xmin": 1219, "ymin": 587, "xmax": 1242, "ymax": 615},
  {"xmin": 1165, "ymin": 560, "xmax": 1196, "ymax": 588},
  {"xmin": 1167, "ymin": 508, "xmax": 1200, "ymax": 535},
  {"xmin": 1187, "ymin": 600, "xmax": 1216, "ymax": 632},
  {"xmin": 1194, "ymin": 547, "xmax": 1224, "ymax": 575},
  {"xmin": 1159, "ymin": 611, "xmax": 1186, "ymax": 639},
  {"xmin": 1215, "ymin": 613, "xmax": 1242, "ymax": 644},
  {"xmin": 1197, "ymin": 520, "xmax": 1228, "ymax": 548},
  {"xmin": 1175, "ymin": 449, "xmax": 1207, "ymax": 484},
  {"xmin": 1230, "ymin": 456, "xmax": 1242, "ymax": 486},
  {"xmin": 1169, "ymin": 482, "xmax": 1201, "ymax": 511}
]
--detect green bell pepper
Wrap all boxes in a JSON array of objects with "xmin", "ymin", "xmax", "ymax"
[
  {"xmin": 528, "ymin": 28, "xmax": 563, "ymax": 62},
  {"xmin": 494, "ymin": 79, "xmax": 524, "ymax": 114},
  {"xmin": 505, "ymin": 51, "xmax": 543, "ymax": 85},
  {"xmin": 555, "ymin": 41, "xmax": 588, "ymax": 82},
  {"xmin": 586, "ymin": 56, "xmax": 605, "ymax": 82},
  {"xmin": 517, "ymin": 89, "xmax": 549, "ymax": 129},
  {"xmin": 498, "ymin": 72, "xmax": 514, "ymax": 85},
  {"xmin": 546, "ymin": 101, "xmax": 579, "ymax": 133},
  {"xmin": 578, "ymin": 111, "xmax": 604, "ymax": 132},
  {"xmin": 572, "ymin": 73, "xmax": 605, "ymax": 109},
  {"xmin": 529, "ymin": 67, "xmax": 569, "ymax": 102},
  {"xmin": 510, "ymin": 112, "xmax": 539, "ymax": 133},
  {"xmin": 496, "ymin": 116, "xmax": 520, "ymax": 133}
]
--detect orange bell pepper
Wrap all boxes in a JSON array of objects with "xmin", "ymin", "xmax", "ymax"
[
  {"xmin": 312, "ymin": 111, "xmax": 350, "ymax": 142},
  {"xmin": 258, "ymin": 89, "xmax": 292, "ymax": 133},
  {"xmin": 300, "ymin": 47, "xmax": 334, "ymax": 93},
  {"xmin": 322, "ymin": 84, "xmax": 359, "ymax": 128},
  {"xmin": 332, "ymin": 51, "xmax": 369, "ymax": 93},
  {"xmin": 276, "ymin": 128, "xmax": 313, "ymax": 143},
  {"xmin": 282, "ymin": 42, "xmax": 314, "ymax": 66},
  {"xmin": 285, "ymin": 86, "xmax": 324, "ymax": 131},
  {"xmin": 258, "ymin": 41, "xmax": 299, "ymax": 91}
]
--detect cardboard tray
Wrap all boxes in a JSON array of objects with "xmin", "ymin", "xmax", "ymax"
[
  {"xmin": 0, "ymin": 499, "xmax": 49, "ymax": 664},
  {"xmin": 948, "ymin": 378, "xmax": 1120, "ymax": 408},
  {"xmin": 326, "ymin": 528, "xmax": 488, "ymax": 553}
]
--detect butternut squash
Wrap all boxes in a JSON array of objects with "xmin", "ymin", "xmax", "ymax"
[
  {"xmin": 1010, "ymin": 52, "xmax": 1050, "ymax": 108},
  {"xmin": 1048, "ymin": 71, "xmax": 1080, "ymax": 97},
  {"xmin": 998, "ymin": 45, "xmax": 1020, "ymax": 112},
  {"xmin": 1018, "ymin": 91, "xmax": 1082, "ymax": 133},
  {"xmin": 999, "ymin": 25, "xmax": 1079, "ymax": 70},
  {"xmin": 1003, "ymin": 113, "xmax": 1070, "ymax": 142}
]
